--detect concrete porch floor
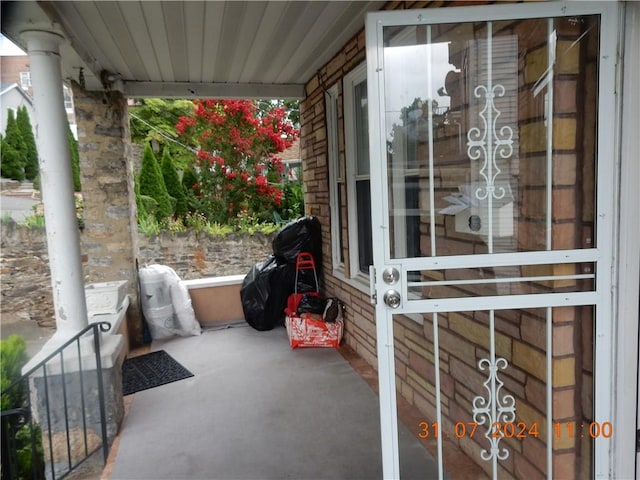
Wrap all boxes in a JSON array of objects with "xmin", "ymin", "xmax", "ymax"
[{"xmin": 102, "ymin": 324, "xmax": 486, "ymax": 480}]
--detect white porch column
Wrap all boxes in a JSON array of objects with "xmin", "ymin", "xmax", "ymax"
[{"xmin": 22, "ymin": 30, "xmax": 88, "ymax": 339}]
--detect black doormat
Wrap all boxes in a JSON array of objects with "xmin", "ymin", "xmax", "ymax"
[{"xmin": 122, "ymin": 350, "xmax": 194, "ymax": 396}]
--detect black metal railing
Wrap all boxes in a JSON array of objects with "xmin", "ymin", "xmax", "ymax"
[{"xmin": 1, "ymin": 321, "xmax": 111, "ymax": 480}]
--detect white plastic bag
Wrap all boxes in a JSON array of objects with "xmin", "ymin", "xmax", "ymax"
[{"xmin": 139, "ymin": 264, "xmax": 201, "ymax": 340}]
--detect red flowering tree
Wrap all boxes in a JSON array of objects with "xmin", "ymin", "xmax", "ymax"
[{"xmin": 176, "ymin": 99, "xmax": 298, "ymax": 225}]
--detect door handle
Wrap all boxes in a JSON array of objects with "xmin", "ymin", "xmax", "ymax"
[{"xmin": 383, "ymin": 290, "xmax": 401, "ymax": 309}]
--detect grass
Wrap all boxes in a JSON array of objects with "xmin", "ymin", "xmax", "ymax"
[
  {"xmin": 21, "ymin": 213, "xmax": 45, "ymax": 229},
  {"xmin": 138, "ymin": 212, "xmax": 282, "ymax": 237}
]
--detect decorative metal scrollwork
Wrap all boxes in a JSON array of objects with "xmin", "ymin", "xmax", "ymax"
[
  {"xmin": 472, "ymin": 356, "xmax": 516, "ymax": 461},
  {"xmin": 467, "ymin": 84, "xmax": 513, "ymax": 201}
]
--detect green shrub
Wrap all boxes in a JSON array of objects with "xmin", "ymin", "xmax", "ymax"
[
  {"xmin": 1, "ymin": 335, "xmax": 45, "ymax": 479},
  {"xmin": 161, "ymin": 149, "xmax": 188, "ymax": 218},
  {"xmin": 21, "ymin": 213, "xmax": 45, "ymax": 230},
  {"xmin": 68, "ymin": 124, "xmax": 81, "ymax": 192},
  {"xmin": 139, "ymin": 195, "xmax": 159, "ymax": 217},
  {"xmin": 16, "ymin": 423, "xmax": 45, "ymax": 479},
  {"xmin": 138, "ymin": 144, "xmax": 173, "ymax": 221},
  {"xmin": 1, "ymin": 136, "xmax": 25, "ymax": 181},
  {"xmin": 181, "ymin": 167, "xmax": 203, "ymax": 216},
  {"xmin": 1, "ymin": 110, "xmax": 26, "ymax": 181},
  {"xmin": 277, "ymin": 181, "xmax": 304, "ymax": 221},
  {"xmin": 137, "ymin": 214, "xmax": 161, "ymax": 236},
  {"xmin": 203, "ymin": 222, "xmax": 234, "ymax": 236},
  {"xmin": 17, "ymin": 106, "xmax": 39, "ymax": 182},
  {"xmin": 1, "ymin": 335, "xmax": 28, "ymax": 410}
]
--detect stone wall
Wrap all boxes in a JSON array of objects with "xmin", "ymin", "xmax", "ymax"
[
  {"xmin": 136, "ymin": 230, "xmax": 274, "ymax": 279},
  {"xmin": 0, "ymin": 221, "xmax": 273, "ymax": 330},
  {"xmin": 0, "ymin": 221, "xmax": 55, "ymax": 329}
]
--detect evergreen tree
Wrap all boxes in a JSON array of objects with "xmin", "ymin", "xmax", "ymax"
[
  {"xmin": 138, "ymin": 143, "xmax": 172, "ymax": 220},
  {"xmin": 181, "ymin": 167, "xmax": 200, "ymax": 214},
  {"xmin": 160, "ymin": 148, "xmax": 187, "ymax": 218},
  {"xmin": 1, "ymin": 137, "xmax": 24, "ymax": 181},
  {"xmin": 68, "ymin": 124, "xmax": 81, "ymax": 192},
  {"xmin": 16, "ymin": 106, "xmax": 38, "ymax": 181},
  {"xmin": 1, "ymin": 109, "xmax": 26, "ymax": 180}
]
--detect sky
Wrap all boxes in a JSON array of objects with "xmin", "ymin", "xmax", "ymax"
[{"xmin": 0, "ymin": 34, "xmax": 26, "ymax": 56}]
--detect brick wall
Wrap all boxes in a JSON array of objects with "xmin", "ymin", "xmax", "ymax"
[
  {"xmin": 0, "ymin": 56, "xmax": 31, "ymax": 94},
  {"xmin": 300, "ymin": 3, "xmax": 597, "ymax": 478}
]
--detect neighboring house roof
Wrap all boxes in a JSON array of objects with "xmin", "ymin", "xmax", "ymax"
[
  {"xmin": 1, "ymin": 82, "xmax": 35, "ymax": 137},
  {"xmin": 0, "ymin": 82, "xmax": 33, "ymax": 106}
]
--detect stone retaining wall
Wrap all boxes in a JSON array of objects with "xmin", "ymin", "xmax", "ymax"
[{"xmin": 0, "ymin": 221, "xmax": 274, "ymax": 329}]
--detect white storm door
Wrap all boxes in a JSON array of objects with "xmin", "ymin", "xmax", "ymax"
[{"xmin": 365, "ymin": 3, "xmax": 619, "ymax": 479}]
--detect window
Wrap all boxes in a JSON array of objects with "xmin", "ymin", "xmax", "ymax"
[
  {"xmin": 63, "ymin": 85, "xmax": 74, "ymax": 111},
  {"xmin": 326, "ymin": 85, "xmax": 345, "ymax": 273},
  {"xmin": 344, "ymin": 63, "xmax": 373, "ymax": 280},
  {"xmin": 327, "ymin": 63, "xmax": 374, "ymax": 288},
  {"xmin": 19, "ymin": 72, "xmax": 31, "ymax": 90}
]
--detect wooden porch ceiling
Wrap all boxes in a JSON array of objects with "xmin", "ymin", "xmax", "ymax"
[{"xmin": 1, "ymin": 1, "xmax": 385, "ymax": 99}]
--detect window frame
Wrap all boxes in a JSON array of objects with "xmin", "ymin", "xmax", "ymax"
[
  {"xmin": 19, "ymin": 71, "xmax": 31, "ymax": 90},
  {"xmin": 326, "ymin": 84, "xmax": 345, "ymax": 277},
  {"xmin": 344, "ymin": 62, "xmax": 372, "ymax": 289}
]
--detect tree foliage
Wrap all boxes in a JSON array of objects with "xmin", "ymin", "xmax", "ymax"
[
  {"xmin": 16, "ymin": 106, "xmax": 38, "ymax": 181},
  {"xmin": 256, "ymin": 99, "xmax": 300, "ymax": 127},
  {"xmin": 175, "ymin": 99, "xmax": 299, "ymax": 225},
  {"xmin": 1, "ymin": 109, "xmax": 26, "ymax": 180},
  {"xmin": 129, "ymin": 98, "xmax": 195, "ymax": 170},
  {"xmin": 68, "ymin": 124, "xmax": 81, "ymax": 192},
  {"xmin": 160, "ymin": 148, "xmax": 187, "ymax": 218},
  {"xmin": 0, "ymin": 335, "xmax": 28, "ymax": 411},
  {"xmin": 1, "ymin": 335, "xmax": 45, "ymax": 478},
  {"xmin": 138, "ymin": 143, "xmax": 173, "ymax": 221}
]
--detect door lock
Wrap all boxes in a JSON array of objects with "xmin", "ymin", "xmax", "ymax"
[
  {"xmin": 383, "ymin": 290, "xmax": 401, "ymax": 309},
  {"xmin": 382, "ymin": 267, "xmax": 399, "ymax": 285}
]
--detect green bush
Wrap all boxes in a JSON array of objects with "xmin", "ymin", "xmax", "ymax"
[
  {"xmin": 138, "ymin": 144, "xmax": 173, "ymax": 221},
  {"xmin": 0, "ymin": 140, "xmax": 24, "ymax": 181},
  {"xmin": 137, "ymin": 215, "xmax": 161, "ymax": 236},
  {"xmin": 277, "ymin": 181, "xmax": 304, "ymax": 221},
  {"xmin": 16, "ymin": 106, "xmax": 39, "ymax": 182},
  {"xmin": 0, "ymin": 335, "xmax": 45, "ymax": 479},
  {"xmin": 1, "ymin": 110, "xmax": 26, "ymax": 181},
  {"xmin": 1, "ymin": 335, "xmax": 28, "ymax": 410},
  {"xmin": 161, "ymin": 149, "xmax": 188, "ymax": 218},
  {"xmin": 181, "ymin": 167, "xmax": 201, "ymax": 215},
  {"xmin": 139, "ymin": 195, "xmax": 159, "ymax": 217},
  {"xmin": 68, "ymin": 124, "xmax": 81, "ymax": 192}
]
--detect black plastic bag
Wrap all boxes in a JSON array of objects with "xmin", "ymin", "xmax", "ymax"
[
  {"xmin": 240, "ymin": 256, "xmax": 278, "ymax": 331},
  {"xmin": 272, "ymin": 216, "xmax": 322, "ymax": 267},
  {"xmin": 263, "ymin": 263, "xmax": 296, "ymax": 328}
]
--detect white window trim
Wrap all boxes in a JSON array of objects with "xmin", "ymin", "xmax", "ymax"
[
  {"xmin": 344, "ymin": 62, "xmax": 370, "ymax": 292},
  {"xmin": 63, "ymin": 85, "xmax": 74, "ymax": 112},
  {"xmin": 19, "ymin": 71, "xmax": 31, "ymax": 90},
  {"xmin": 326, "ymin": 84, "xmax": 345, "ymax": 278}
]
